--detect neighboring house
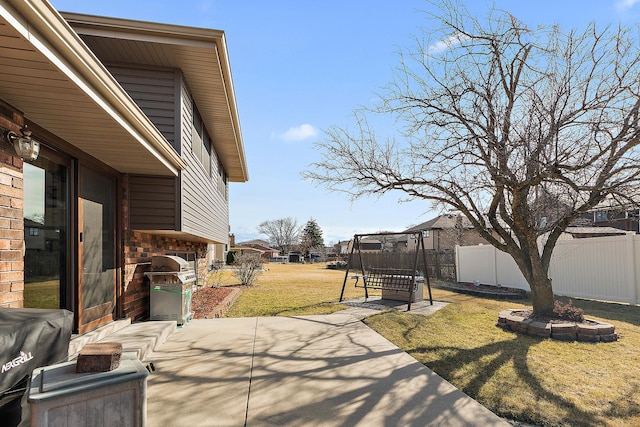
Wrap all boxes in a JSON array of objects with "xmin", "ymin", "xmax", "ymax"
[
  {"xmin": 347, "ymin": 238, "xmax": 383, "ymax": 253},
  {"xmin": 238, "ymin": 239, "xmax": 271, "ymax": 248},
  {"xmin": 234, "ymin": 240, "xmax": 280, "ymax": 260},
  {"xmin": 581, "ymin": 204, "xmax": 640, "ymax": 233},
  {"xmin": 404, "ymin": 213, "xmax": 492, "ymax": 251},
  {"xmin": 336, "ymin": 240, "xmax": 350, "ymax": 255},
  {"xmin": 557, "ymin": 227, "xmax": 631, "ymax": 240},
  {"xmin": 0, "ymin": 2, "xmax": 248, "ymax": 334}
]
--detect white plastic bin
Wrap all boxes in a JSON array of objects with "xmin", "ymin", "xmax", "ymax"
[{"xmin": 27, "ymin": 353, "xmax": 148, "ymax": 427}]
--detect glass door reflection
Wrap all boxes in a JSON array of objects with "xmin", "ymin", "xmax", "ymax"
[{"xmin": 23, "ymin": 159, "xmax": 68, "ymax": 309}]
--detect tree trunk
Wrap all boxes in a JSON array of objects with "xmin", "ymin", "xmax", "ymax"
[{"xmin": 527, "ymin": 259, "xmax": 555, "ymax": 317}]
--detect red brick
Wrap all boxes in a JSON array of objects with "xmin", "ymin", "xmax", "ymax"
[
  {"xmin": 10, "ymin": 198, "xmax": 22, "ymax": 209},
  {"xmin": 0, "ymin": 207, "xmax": 21, "ymax": 219},
  {"xmin": 10, "ymin": 219, "xmax": 22, "ymax": 230},
  {"xmin": 0, "ymin": 271, "xmax": 22, "ymax": 282},
  {"xmin": 0, "ymin": 186, "xmax": 22, "ymax": 199},
  {"xmin": 0, "ymin": 229, "xmax": 23, "ymax": 239},
  {"xmin": 8, "ymin": 300, "xmax": 23, "ymax": 308},
  {"xmin": 11, "ymin": 281, "xmax": 23, "ymax": 291},
  {"xmin": 0, "ymin": 250, "xmax": 22, "ymax": 261},
  {"xmin": 11, "ymin": 177, "xmax": 22, "ymax": 189},
  {"xmin": 0, "ymin": 291, "xmax": 21, "ymax": 304}
]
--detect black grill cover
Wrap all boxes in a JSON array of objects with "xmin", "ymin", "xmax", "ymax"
[{"xmin": 0, "ymin": 308, "xmax": 73, "ymax": 425}]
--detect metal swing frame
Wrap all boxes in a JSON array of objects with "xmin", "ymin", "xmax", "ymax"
[{"xmin": 338, "ymin": 231, "xmax": 433, "ymax": 311}]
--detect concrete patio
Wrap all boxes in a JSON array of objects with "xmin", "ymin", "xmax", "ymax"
[{"xmin": 67, "ymin": 299, "xmax": 510, "ymax": 426}]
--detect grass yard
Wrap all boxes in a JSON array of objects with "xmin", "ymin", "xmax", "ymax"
[
  {"xmin": 23, "ymin": 279, "xmax": 60, "ymax": 309},
  {"xmin": 222, "ymin": 262, "xmax": 640, "ymax": 427},
  {"xmin": 224, "ymin": 262, "xmax": 371, "ymax": 317}
]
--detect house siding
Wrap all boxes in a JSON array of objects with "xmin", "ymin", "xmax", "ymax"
[
  {"xmin": 180, "ymin": 80, "xmax": 229, "ymax": 244},
  {"xmin": 108, "ymin": 65, "xmax": 178, "ymax": 151},
  {"xmin": 128, "ymin": 175, "xmax": 178, "ymax": 230}
]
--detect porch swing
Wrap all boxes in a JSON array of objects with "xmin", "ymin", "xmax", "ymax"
[{"xmin": 338, "ymin": 231, "xmax": 433, "ymax": 310}]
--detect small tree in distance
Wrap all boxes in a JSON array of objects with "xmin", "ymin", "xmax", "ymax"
[
  {"xmin": 305, "ymin": 0, "xmax": 640, "ymax": 317},
  {"xmin": 257, "ymin": 217, "xmax": 301, "ymax": 255},
  {"xmin": 300, "ymin": 218, "xmax": 325, "ymax": 258}
]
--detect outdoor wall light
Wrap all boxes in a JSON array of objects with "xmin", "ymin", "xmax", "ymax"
[{"xmin": 5, "ymin": 126, "xmax": 40, "ymax": 161}]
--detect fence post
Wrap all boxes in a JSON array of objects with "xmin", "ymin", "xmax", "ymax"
[
  {"xmin": 455, "ymin": 245, "xmax": 460, "ymax": 283},
  {"xmin": 628, "ymin": 234, "xmax": 639, "ymax": 306},
  {"xmin": 491, "ymin": 245, "xmax": 498, "ymax": 286}
]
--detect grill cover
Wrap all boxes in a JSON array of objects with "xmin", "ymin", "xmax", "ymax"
[{"xmin": 0, "ymin": 308, "xmax": 73, "ymax": 425}]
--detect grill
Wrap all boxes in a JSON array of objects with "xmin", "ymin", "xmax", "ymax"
[{"xmin": 145, "ymin": 255, "xmax": 196, "ymax": 325}]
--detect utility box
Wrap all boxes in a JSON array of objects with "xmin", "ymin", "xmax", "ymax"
[{"xmin": 27, "ymin": 353, "xmax": 148, "ymax": 427}]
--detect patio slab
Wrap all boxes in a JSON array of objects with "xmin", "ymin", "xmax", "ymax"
[{"xmin": 145, "ymin": 314, "xmax": 509, "ymax": 426}]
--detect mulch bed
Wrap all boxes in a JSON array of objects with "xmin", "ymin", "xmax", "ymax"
[
  {"xmin": 191, "ymin": 287, "xmax": 235, "ymax": 319},
  {"xmin": 438, "ymin": 281, "xmax": 528, "ymax": 299}
]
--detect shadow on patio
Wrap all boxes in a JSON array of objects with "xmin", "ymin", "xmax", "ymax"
[{"xmin": 144, "ymin": 314, "xmax": 509, "ymax": 426}]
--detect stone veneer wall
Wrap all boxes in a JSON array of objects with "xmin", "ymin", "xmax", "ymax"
[{"xmin": 0, "ymin": 113, "xmax": 24, "ymax": 308}]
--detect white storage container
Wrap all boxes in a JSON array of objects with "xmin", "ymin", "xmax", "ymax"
[{"xmin": 27, "ymin": 354, "xmax": 148, "ymax": 427}]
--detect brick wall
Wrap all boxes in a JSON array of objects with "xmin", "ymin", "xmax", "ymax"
[
  {"xmin": 122, "ymin": 230, "xmax": 207, "ymax": 320},
  {"xmin": 0, "ymin": 112, "xmax": 24, "ymax": 309},
  {"xmin": 0, "ymin": 152, "xmax": 24, "ymax": 308}
]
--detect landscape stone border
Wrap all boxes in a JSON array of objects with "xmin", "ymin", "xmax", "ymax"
[
  {"xmin": 205, "ymin": 287, "xmax": 242, "ymax": 319},
  {"xmin": 497, "ymin": 309, "xmax": 618, "ymax": 342}
]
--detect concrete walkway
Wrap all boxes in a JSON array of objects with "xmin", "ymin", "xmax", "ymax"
[{"xmin": 144, "ymin": 311, "xmax": 510, "ymax": 426}]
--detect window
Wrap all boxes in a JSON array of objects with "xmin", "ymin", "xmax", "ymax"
[
  {"xmin": 192, "ymin": 105, "xmax": 212, "ymax": 176},
  {"xmin": 29, "ymin": 227, "xmax": 39, "ymax": 236},
  {"xmin": 594, "ymin": 211, "xmax": 608, "ymax": 222}
]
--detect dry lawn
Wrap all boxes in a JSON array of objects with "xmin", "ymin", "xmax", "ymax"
[{"xmin": 224, "ymin": 262, "xmax": 371, "ymax": 317}]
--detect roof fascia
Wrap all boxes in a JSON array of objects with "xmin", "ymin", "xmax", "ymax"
[
  {"xmin": 61, "ymin": 12, "xmax": 248, "ymax": 182},
  {"xmin": 2, "ymin": 0, "xmax": 186, "ymax": 175}
]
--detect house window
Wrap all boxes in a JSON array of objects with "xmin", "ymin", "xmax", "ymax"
[
  {"xmin": 422, "ymin": 230, "xmax": 430, "ymax": 238},
  {"xmin": 192, "ymin": 105, "xmax": 212, "ymax": 176},
  {"xmin": 594, "ymin": 211, "xmax": 608, "ymax": 222},
  {"xmin": 29, "ymin": 227, "xmax": 39, "ymax": 236}
]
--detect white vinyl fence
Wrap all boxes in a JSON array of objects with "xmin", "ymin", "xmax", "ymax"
[{"xmin": 456, "ymin": 234, "xmax": 640, "ymax": 305}]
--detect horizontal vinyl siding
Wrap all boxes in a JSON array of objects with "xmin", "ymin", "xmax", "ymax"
[
  {"xmin": 180, "ymin": 81, "xmax": 229, "ymax": 244},
  {"xmin": 129, "ymin": 176, "xmax": 177, "ymax": 230},
  {"xmin": 107, "ymin": 65, "xmax": 178, "ymax": 151}
]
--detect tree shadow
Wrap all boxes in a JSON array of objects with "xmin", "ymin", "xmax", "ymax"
[
  {"xmin": 144, "ymin": 316, "xmax": 505, "ymax": 426},
  {"xmin": 406, "ymin": 333, "xmax": 617, "ymax": 427}
]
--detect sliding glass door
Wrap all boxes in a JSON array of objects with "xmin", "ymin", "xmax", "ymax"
[{"xmin": 23, "ymin": 157, "xmax": 69, "ymax": 309}]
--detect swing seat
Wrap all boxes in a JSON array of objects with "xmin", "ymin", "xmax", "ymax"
[{"xmin": 364, "ymin": 268, "xmax": 425, "ymax": 303}]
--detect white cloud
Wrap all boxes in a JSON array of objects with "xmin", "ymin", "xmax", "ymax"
[
  {"xmin": 276, "ymin": 124, "xmax": 319, "ymax": 142},
  {"xmin": 617, "ymin": 0, "xmax": 640, "ymax": 10},
  {"xmin": 426, "ymin": 33, "xmax": 470, "ymax": 57}
]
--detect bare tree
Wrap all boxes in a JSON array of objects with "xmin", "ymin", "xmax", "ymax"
[
  {"xmin": 257, "ymin": 217, "xmax": 301, "ymax": 255},
  {"xmin": 304, "ymin": 1, "xmax": 640, "ymax": 316}
]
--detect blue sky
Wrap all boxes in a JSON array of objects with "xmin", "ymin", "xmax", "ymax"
[{"xmin": 50, "ymin": 0, "xmax": 640, "ymax": 244}]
